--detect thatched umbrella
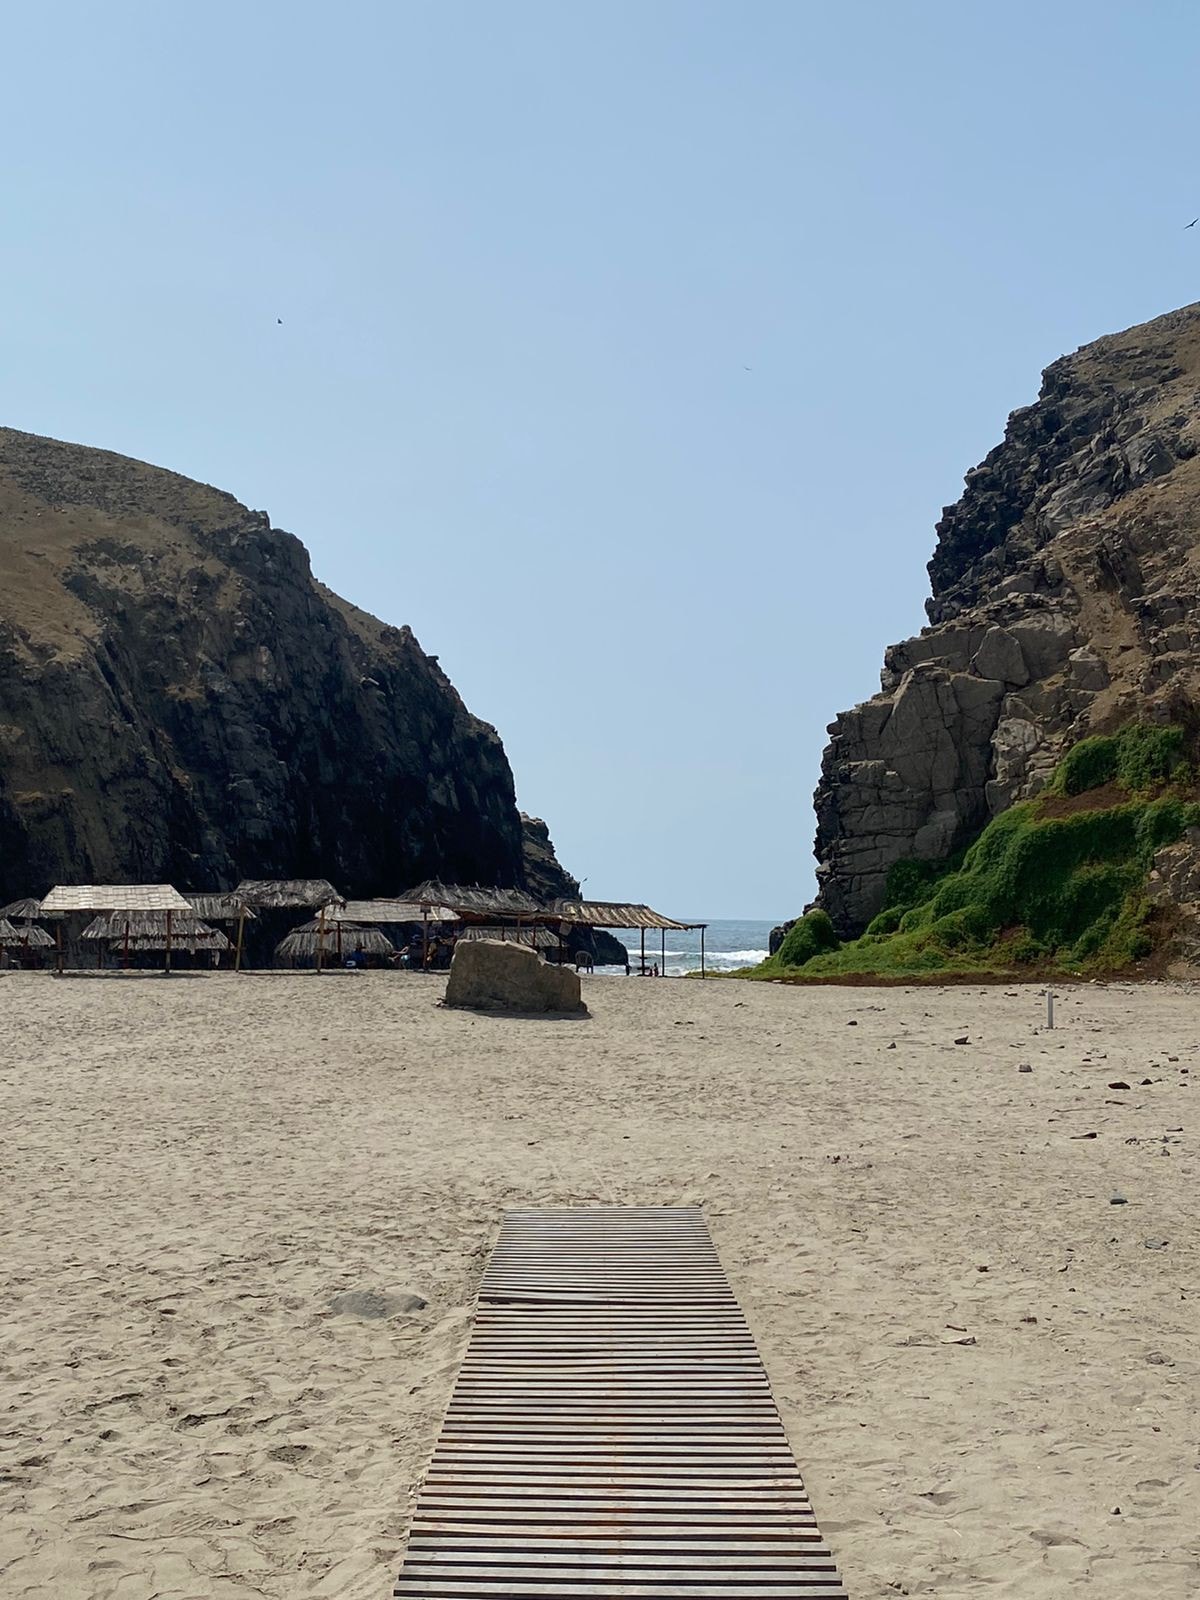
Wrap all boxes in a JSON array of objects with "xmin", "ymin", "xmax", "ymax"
[
  {"xmin": 0, "ymin": 898, "xmax": 50, "ymax": 921},
  {"xmin": 112, "ymin": 931, "xmax": 232, "ymax": 956},
  {"xmin": 275, "ymin": 921, "xmax": 393, "ymax": 967},
  {"xmin": 0, "ymin": 904, "xmax": 55, "ymax": 961},
  {"xmin": 82, "ymin": 911, "xmax": 224, "ymax": 968}
]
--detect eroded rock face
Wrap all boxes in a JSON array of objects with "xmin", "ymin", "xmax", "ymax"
[
  {"xmin": 814, "ymin": 302, "xmax": 1200, "ymax": 935},
  {"xmin": 0, "ymin": 427, "xmax": 530, "ymax": 899},
  {"xmin": 444, "ymin": 938, "xmax": 587, "ymax": 1014}
]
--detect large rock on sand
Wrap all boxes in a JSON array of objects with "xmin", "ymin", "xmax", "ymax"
[{"xmin": 445, "ymin": 939, "xmax": 588, "ymax": 1015}]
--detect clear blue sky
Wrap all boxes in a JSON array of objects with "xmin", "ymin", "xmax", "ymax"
[{"xmin": 4, "ymin": 2, "xmax": 1199, "ymax": 917}]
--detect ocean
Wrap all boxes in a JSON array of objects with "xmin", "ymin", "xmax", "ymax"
[{"xmin": 599, "ymin": 918, "xmax": 779, "ymax": 977}]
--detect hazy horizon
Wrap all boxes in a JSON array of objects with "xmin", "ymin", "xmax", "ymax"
[{"xmin": 5, "ymin": 2, "xmax": 1200, "ymax": 917}]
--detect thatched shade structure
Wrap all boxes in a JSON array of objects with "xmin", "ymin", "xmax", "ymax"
[
  {"xmin": 0, "ymin": 898, "xmax": 51, "ymax": 921},
  {"xmin": 275, "ymin": 921, "xmax": 393, "ymax": 966},
  {"xmin": 0, "ymin": 900, "xmax": 55, "ymax": 960},
  {"xmin": 81, "ymin": 912, "xmax": 219, "ymax": 940},
  {"xmin": 185, "ymin": 894, "xmax": 257, "ymax": 922},
  {"xmin": 42, "ymin": 885, "xmax": 193, "ymax": 913},
  {"xmin": 113, "ymin": 931, "xmax": 231, "ymax": 954},
  {"xmin": 403, "ymin": 881, "xmax": 542, "ymax": 919},
  {"xmin": 550, "ymin": 900, "xmax": 709, "ymax": 976},
  {"xmin": 332, "ymin": 899, "xmax": 455, "ymax": 925},
  {"xmin": 0, "ymin": 917, "xmax": 23, "ymax": 946},
  {"xmin": 457, "ymin": 925, "xmax": 557, "ymax": 951},
  {"xmin": 235, "ymin": 880, "xmax": 343, "ymax": 910}
]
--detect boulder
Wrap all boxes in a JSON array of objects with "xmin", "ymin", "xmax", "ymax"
[{"xmin": 445, "ymin": 939, "xmax": 588, "ymax": 1015}]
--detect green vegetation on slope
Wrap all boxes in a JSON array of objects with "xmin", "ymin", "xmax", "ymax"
[{"xmin": 751, "ymin": 724, "xmax": 1198, "ymax": 982}]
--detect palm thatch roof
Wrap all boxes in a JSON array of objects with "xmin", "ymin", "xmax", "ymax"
[
  {"xmin": 8, "ymin": 924, "xmax": 54, "ymax": 949},
  {"xmin": 332, "ymin": 899, "xmax": 456, "ymax": 925},
  {"xmin": 184, "ymin": 894, "xmax": 258, "ymax": 921},
  {"xmin": 551, "ymin": 900, "xmax": 701, "ymax": 931},
  {"xmin": 236, "ymin": 879, "xmax": 344, "ymax": 910},
  {"xmin": 42, "ymin": 884, "xmax": 193, "ymax": 913},
  {"xmin": 0, "ymin": 898, "xmax": 49, "ymax": 921},
  {"xmin": 113, "ymin": 930, "xmax": 232, "ymax": 953},
  {"xmin": 457, "ymin": 925, "xmax": 558, "ymax": 950},
  {"xmin": 81, "ymin": 912, "xmax": 220, "ymax": 940},
  {"xmin": 0, "ymin": 918, "xmax": 23, "ymax": 946},
  {"xmin": 404, "ymin": 881, "xmax": 543, "ymax": 918},
  {"xmin": 276, "ymin": 923, "xmax": 393, "ymax": 961}
]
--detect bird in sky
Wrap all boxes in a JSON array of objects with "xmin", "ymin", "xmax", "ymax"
[
  {"xmin": 277, "ymin": 317, "xmax": 283, "ymax": 324},
  {"xmin": 1186, "ymin": 218, "xmax": 1198, "ymax": 229},
  {"xmin": 744, "ymin": 366, "xmax": 752, "ymax": 371}
]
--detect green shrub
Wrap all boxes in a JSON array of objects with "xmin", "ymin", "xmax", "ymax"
[
  {"xmin": 772, "ymin": 909, "xmax": 839, "ymax": 969},
  {"xmin": 1116, "ymin": 724, "xmax": 1187, "ymax": 791},
  {"xmin": 1053, "ymin": 723, "xmax": 1189, "ymax": 797},
  {"xmin": 1054, "ymin": 734, "xmax": 1119, "ymax": 795},
  {"xmin": 866, "ymin": 906, "xmax": 903, "ymax": 936}
]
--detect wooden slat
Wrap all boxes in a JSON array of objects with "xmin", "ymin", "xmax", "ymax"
[{"xmin": 394, "ymin": 1207, "xmax": 846, "ymax": 1600}]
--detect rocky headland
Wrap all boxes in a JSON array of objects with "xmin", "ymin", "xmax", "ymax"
[
  {"xmin": 0, "ymin": 426, "xmax": 579, "ymax": 905},
  {"xmin": 809, "ymin": 302, "xmax": 1200, "ymax": 949}
]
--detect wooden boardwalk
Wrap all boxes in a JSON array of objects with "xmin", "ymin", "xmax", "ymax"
[{"xmin": 394, "ymin": 1206, "xmax": 848, "ymax": 1599}]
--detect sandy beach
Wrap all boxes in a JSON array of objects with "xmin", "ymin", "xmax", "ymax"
[{"xmin": 2, "ymin": 970, "xmax": 1197, "ymax": 1599}]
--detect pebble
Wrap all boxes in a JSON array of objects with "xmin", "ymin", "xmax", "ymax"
[
  {"xmin": 1110, "ymin": 1194, "xmax": 1128, "ymax": 1206},
  {"xmin": 1144, "ymin": 1238, "xmax": 1169, "ymax": 1250},
  {"xmin": 1019, "ymin": 1064, "xmax": 1033, "ymax": 1073},
  {"xmin": 1108, "ymin": 1080, "xmax": 1131, "ymax": 1090}
]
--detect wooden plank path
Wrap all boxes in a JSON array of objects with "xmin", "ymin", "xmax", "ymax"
[{"xmin": 394, "ymin": 1206, "xmax": 848, "ymax": 1600}]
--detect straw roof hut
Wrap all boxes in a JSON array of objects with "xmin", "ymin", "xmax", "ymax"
[
  {"xmin": 0, "ymin": 897, "xmax": 50, "ymax": 921},
  {"xmin": 81, "ymin": 912, "xmax": 220, "ymax": 940},
  {"xmin": 275, "ymin": 921, "xmax": 393, "ymax": 965},
  {"xmin": 0, "ymin": 917, "xmax": 24, "ymax": 946},
  {"xmin": 236, "ymin": 879, "xmax": 343, "ymax": 910},
  {"xmin": 185, "ymin": 894, "xmax": 257, "ymax": 922},
  {"xmin": 456, "ymin": 925, "xmax": 558, "ymax": 951},
  {"xmin": 41, "ymin": 884, "xmax": 193, "ymax": 913},
  {"xmin": 550, "ymin": 900, "xmax": 697, "ymax": 930},
  {"xmin": 7, "ymin": 924, "xmax": 54, "ymax": 949},
  {"xmin": 332, "ymin": 899, "xmax": 455, "ymax": 925},
  {"xmin": 403, "ymin": 881, "xmax": 543, "ymax": 919},
  {"xmin": 113, "ymin": 931, "xmax": 231, "ymax": 954}
]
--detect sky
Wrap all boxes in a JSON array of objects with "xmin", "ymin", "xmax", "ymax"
[{"xmin": 4, "ymin": 2, "xmax": 1200, "ymax": 918}]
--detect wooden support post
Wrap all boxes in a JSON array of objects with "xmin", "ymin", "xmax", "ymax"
[
  {"xmin": 700, "ymin": 924, "xmax": 706, "ymax": 978},
  {"xmin": 56, "ymin": 921, "xmax": 63, "ymax": 976},
  {"xmin": 422, "ymin": 909, "xmax": 430, "ymax": 971},
  {"xmin": 234, "ymin": 910, "xmax": 245, "ymax": 972},
  {"xmin": 640, "ymin": 927, "xmax": 645, "ymax": 975},
  {"xmin": 165, "ymin": 909, "xmax": 173, "ymax": 973},
  {"xmin": 122, "ymin": 917, "xmax": 130, "ymax": 970},
  {"xmin": 661, "ymin": 927, "xmax": 665, "ymax": 978},
  {"xmin": 316, "ymin": 906, "xmax": 326, "ymax": 974}
]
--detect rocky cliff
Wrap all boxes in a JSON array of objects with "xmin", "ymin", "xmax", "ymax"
[
  {"xmin": 0, "ymin": 426, "xmax": 550, "ymax": 901},
  {"xmin": 814, "ymin": 302, "xmax": 1200, "ymax": 935}
]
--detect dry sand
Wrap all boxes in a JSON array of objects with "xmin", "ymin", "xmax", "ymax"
[{"xmin": 2, "ymin": 969, "xmax": 1198, "ymax": 1599}]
